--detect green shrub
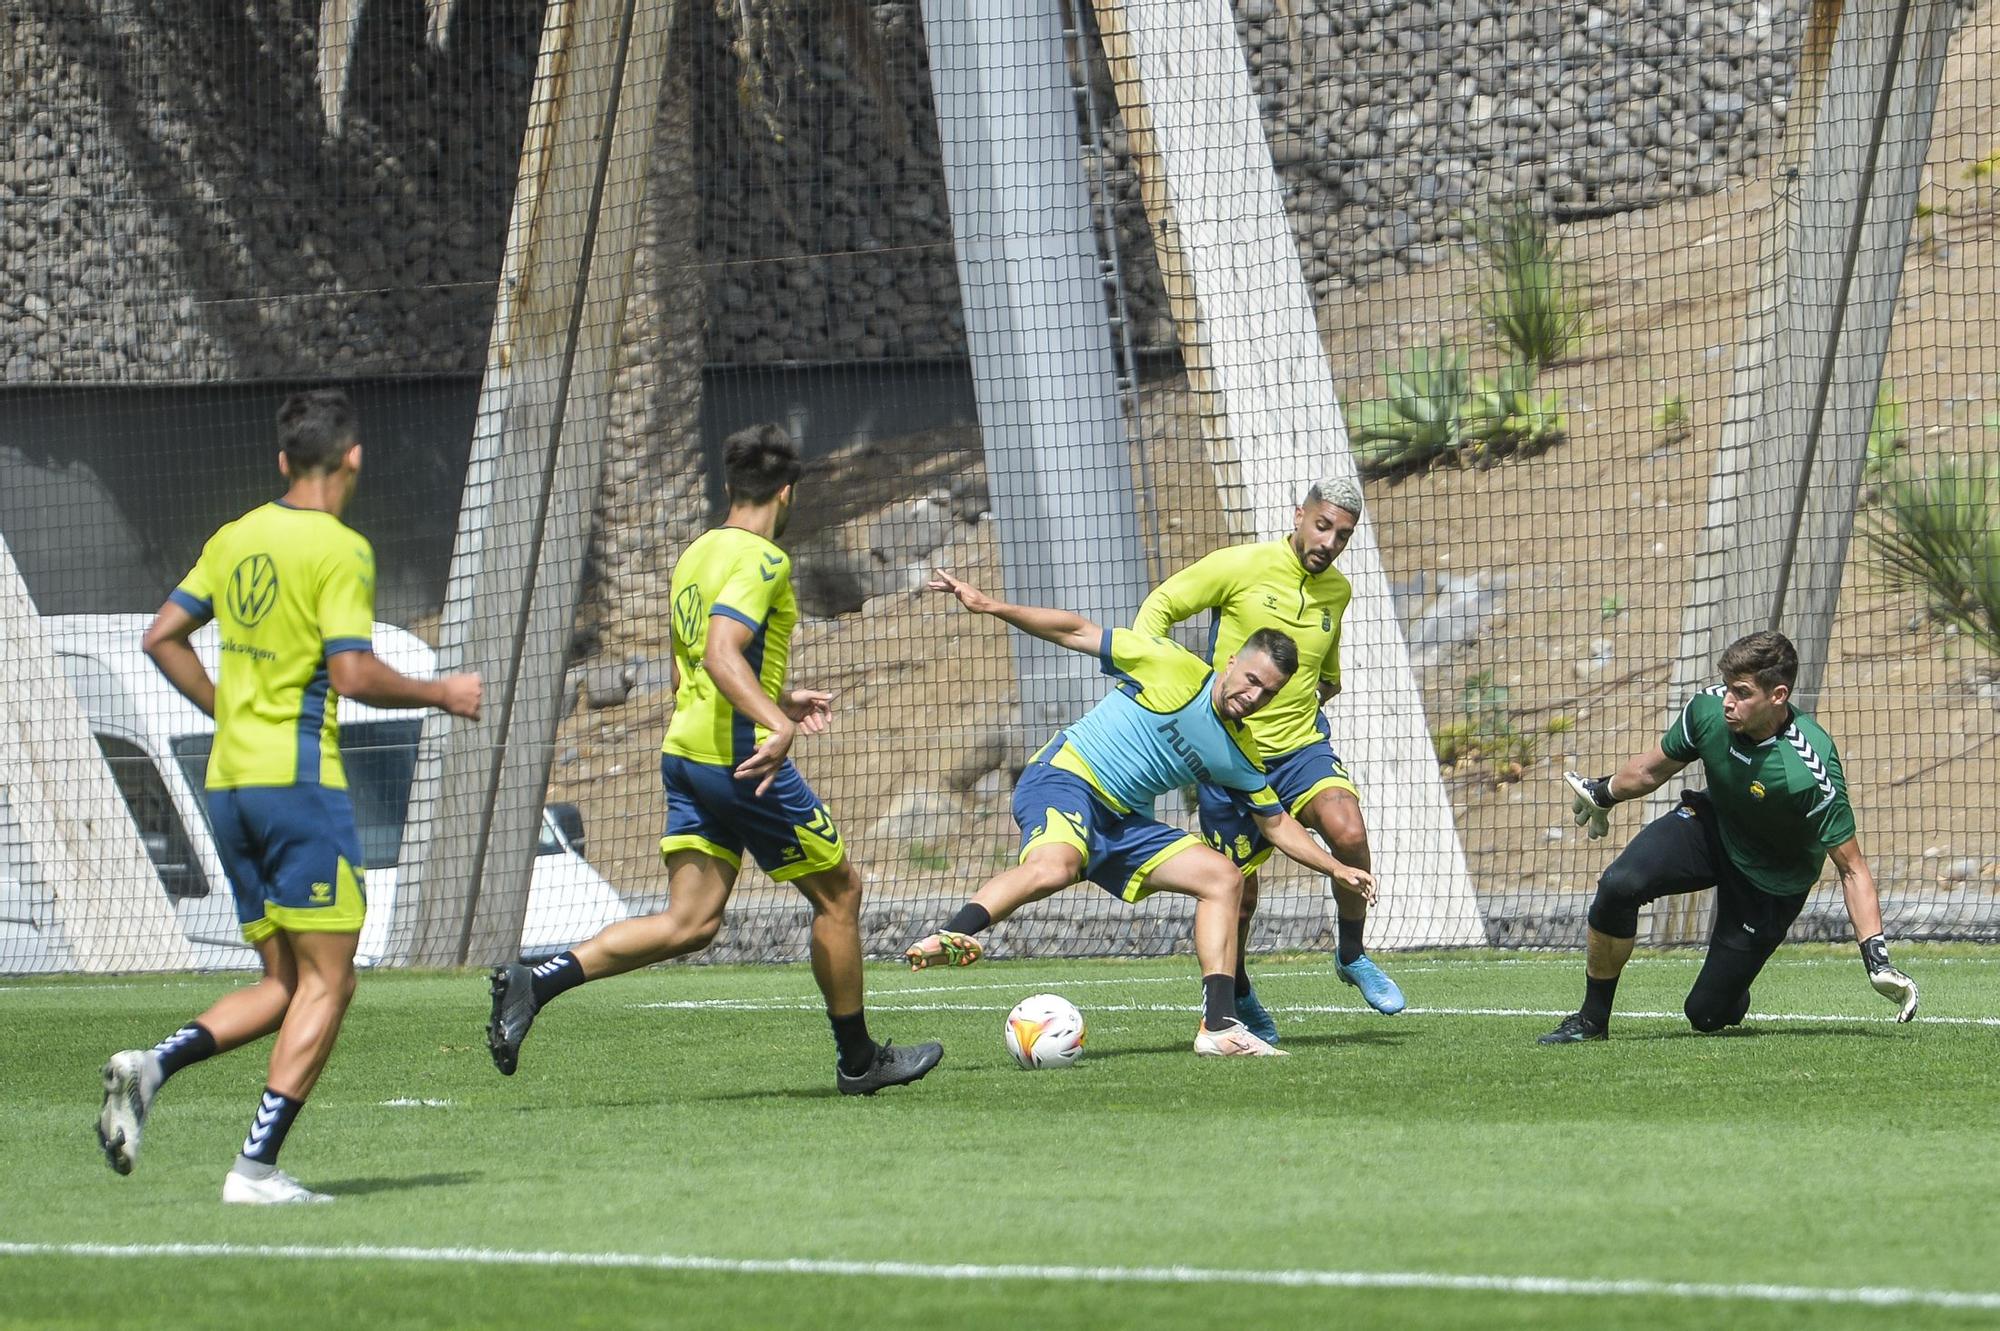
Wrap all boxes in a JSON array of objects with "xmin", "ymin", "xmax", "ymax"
[
  {"xmin": 905, "ymin": 843, "xmax": 952, "ymax": 872},
  {"xmin": 1459, "ymin": 362, "xmax": 1567, "ymax": 466},
  {"xmin": 1432, "ymin": 671, "xmax": 1540, "ymax": 782},
  {"xmin": 1475, "ymin": 207, "xmax": 1590, "ymax": 368},
  {"xmin": 1349, "ymin": 343, "xmax": 1468, "ymax": 474},
  {"xmin": 1865, "ymin": 459, "xmax": 2000, "ymax": 659},
  {"xmin": 1653, "ymin": 392, "xmax": 1691, "ymax": 443}
]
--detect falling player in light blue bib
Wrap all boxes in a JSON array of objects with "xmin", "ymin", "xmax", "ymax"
[{"xmin": 903, "ymin": 570, "xmax": 1373, "ymax": 1058}]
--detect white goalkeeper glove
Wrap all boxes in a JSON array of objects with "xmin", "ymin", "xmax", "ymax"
[
  {"xmin": 1860, "ymin": 934, "xmax": 1919, "ymax": 1022},
  {"xmin": 1564, "ymin": 771, "xmax": 1617, "ymax": 840}
]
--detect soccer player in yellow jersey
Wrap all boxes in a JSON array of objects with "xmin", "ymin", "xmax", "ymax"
[
  {"xmin": 95, "ymin": 390, "xmax": 482, "ymax": 1204},
  {"xmin": 1132, "ymin": 476, "xmax": 1404, "ymax": 1042},
  {"xmin": 485, "ymin": 425, "xmax": 943, "ymax": 1095},
  {"xmin": 904, "ymin": 571, "xmax": 1374, "ymax": 1057}
]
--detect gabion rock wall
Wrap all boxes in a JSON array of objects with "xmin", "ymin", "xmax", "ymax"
[{"xmin": 0, "ymin": 0, "xmax": 1801, "ymax": 382}]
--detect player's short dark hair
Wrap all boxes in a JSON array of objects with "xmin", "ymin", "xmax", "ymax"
[
  {"xmin": 1241, "ymin": 626, "xmax": 1300, "ymax": 678},
  {"xmin": 722, "ymin": 423, "xmax": 803, "ymax": 505},
  {"xmin": 1718, "ymin": 630, "xmax": 1798, "ymax": 691},
  {"xmin": 276, "ymin": 389, "xmax": 359, "ymax": 475}
]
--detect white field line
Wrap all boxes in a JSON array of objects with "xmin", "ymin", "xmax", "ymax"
[
  {"xmin": 633, "ymin": 996, "xmax": 2000, "ymax": 1027},
  {"xmin": 0, "ymin": 981, "xmax": 212, "ymax": 994},
  {"xmin": 0, "ymin": 1241, "xmax": 1995, "ymax": 1313},
  {"xmin": 2, "ymin": 953, "xmax": 1992, "ymax": 998}
]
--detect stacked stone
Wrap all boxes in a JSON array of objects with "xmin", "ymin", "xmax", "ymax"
[
  {"xmin": 3, "ymin": 0, "xmax": 1803, "ymax": 382},
  {"xmin": 697, "ymin": 0, "xmax": 1801, "ymax": 364},
  {"xmin": 1225, "ymin": 0, "xmax": 1799, "ymax": 294},
  {"xmin": 693, "ymin": 1, "xmax": 966, "ymax": 366},
  {"xmin": 0, "ymin": 1, "xmax": 539, "ymax": 384}
]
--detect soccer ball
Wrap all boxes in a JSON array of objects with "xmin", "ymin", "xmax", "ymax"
[{"xmin": 1004, "ymin": 993, "xmax": 1086, "ymax": 1069}]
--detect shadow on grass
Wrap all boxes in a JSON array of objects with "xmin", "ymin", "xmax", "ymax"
[
  {"xmin": 316, "ymin": 1172, "xmax": 482, "ymax": 1197},
  {"xmin": 687, "ymin": 1085, "xmax": 851, "ymax": 1103},
  {"xmin": 1620, "ymin": 1024, "xmax": 1898, "ymax": 1043}
]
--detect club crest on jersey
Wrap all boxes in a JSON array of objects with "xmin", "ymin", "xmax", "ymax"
[
  {"xmin": 1749, "ymin": 780, "xmax": 1767, "ymax": 800},
  {"xmin": 227, "ymin": 554, "xmax": 280, "ymax": 626}
]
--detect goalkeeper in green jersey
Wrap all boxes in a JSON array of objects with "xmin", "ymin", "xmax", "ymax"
[{"xmin": 1542, "ymin": 630, "xmax": 1918, "ymax": 1044}]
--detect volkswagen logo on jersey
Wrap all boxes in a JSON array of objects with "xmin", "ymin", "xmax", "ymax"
[
  {"xmin": 673, "ymin": 584, "xmax": 705, "ymax": 648},
  {"xmin": 227, "ymin": 554, "xmax": 280, "ymax": 626}
]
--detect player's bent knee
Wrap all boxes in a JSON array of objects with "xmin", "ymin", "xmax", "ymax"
[
  {"xmin": 1685, "ymin": 994, "xmax": 1731, "ymax": 1032},
  {"xmin": 1587, "ymin": 863, "xmax": 1651, "ymax": 938},
  {"xmin": 1685, "ymin": 984, "xmax": 1749, "ymax": 1032},
  {"xmin": 1586, "ymin": 895, "xmax": 1641, "ymax": 939},
  {"xmin": 796, "ymin": 863, "xmax": 862, "ymax": 918},
  {"xmin": 1021, "ymin": 846, "xmax": 1084, "ymax": 890},
  {"xmin": 1325, "ymin": 815, "xmax": 1369, "ymax": 862},
  {"xmin": 1188, "ymin": 862, "xmax": 1246, "ymax": 905}
]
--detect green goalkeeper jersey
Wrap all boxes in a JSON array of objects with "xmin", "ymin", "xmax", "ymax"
[{"xmin": 1659, "ymin": 687, "xmax": 1857, "ymax": 895}]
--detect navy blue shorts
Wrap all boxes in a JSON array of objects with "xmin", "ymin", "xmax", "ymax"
[
  {"xmin": 1012, "ymin": 760, "xmax": 1201, "ymax": 902},
  {"xmin": 1197, "ymin": 730, "xmax": 1358, "ymax": 873},
  {"xmin": 207, "ymin": 785, "xmax": 367, "ymax": 941},
  {"xmin": 660, "ymin": 754, "xmax": 845, "ymax": 882}
]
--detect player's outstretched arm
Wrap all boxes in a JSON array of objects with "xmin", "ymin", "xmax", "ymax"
[
  {"xmin": 1132, "ymin": 556, "xmax": 1222, "ymax": 637},
  {"xmin": 926, "ymin": 568, "xmax": 1102, "ymax": 655},
  {"xmin": 1830, "ymin": 836, "xmax": 1918, "ymax": 1021},
  {"xmin": 327, "ymin": 651, "xmax": 481, "ymax": 718},
  {"xmin": 1564, "ymin": 743, "xmax": 1689, "ymax": 839},
  {"xmin": 1253, "ymin": 809, "xmax": 1375, "ymax": 904},
  {"xmin": 141, "ymin": 601, "xmax": 217, "ymax": 717}
]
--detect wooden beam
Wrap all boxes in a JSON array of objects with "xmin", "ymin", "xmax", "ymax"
[
  {"xmin": 1651, "ymin": 0, "xmax": 1958, "ymax": 943},
  {"xmin": 396, "ymin": 0, "xmax": 674, "ymax": 967}
]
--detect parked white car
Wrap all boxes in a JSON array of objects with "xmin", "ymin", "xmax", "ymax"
[{"xmin": 0, "ymin": 615, "xmax": 625, "ymax": 973}]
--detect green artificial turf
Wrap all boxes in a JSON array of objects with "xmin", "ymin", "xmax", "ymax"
[{"xmin": 3, "ymin": 945, "xmax": 1997, "ymax": 1329}]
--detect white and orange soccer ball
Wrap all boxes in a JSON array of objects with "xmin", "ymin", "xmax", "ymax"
[{"xmin": 1004, "ymin": 993, "xmax": 1086, "ymax": 1069}]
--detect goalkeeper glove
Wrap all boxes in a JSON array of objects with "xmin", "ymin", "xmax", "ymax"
[
  {"xmin": 1859, "ymin": 934, "xmax": 1919, "ymax": 1022},
  {"xmin": 1563, "ymin": 770, "xmax": 1617, "ymax": 840}
]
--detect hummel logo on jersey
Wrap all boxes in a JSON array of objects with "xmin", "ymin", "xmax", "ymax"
[
  {"xmin": 1782, "ymin": 724, "xmax": 1840, "ymax": 816},
  {"xmin": 1159, "ymin": 719, "xmax": 1213, "ymax": 781},
  {"xmin": 760, "ymin": 552, "xmax": 784, "ymax": 582},
  {"xmin": 227, "ymin": 553, "xmax": 280, "ymax": 626}
]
